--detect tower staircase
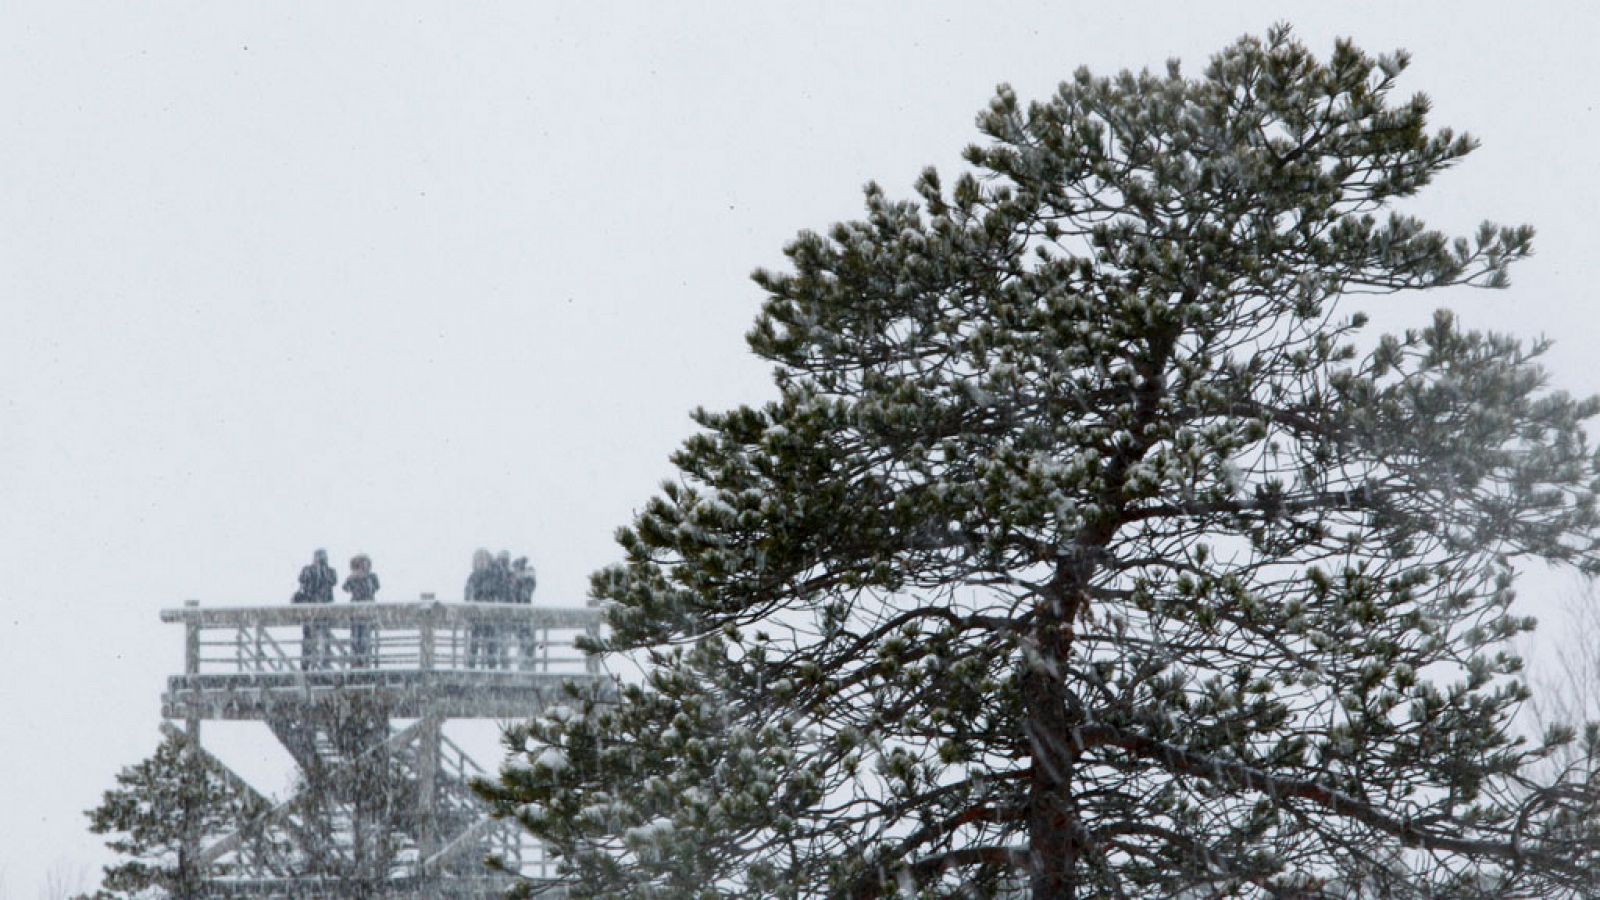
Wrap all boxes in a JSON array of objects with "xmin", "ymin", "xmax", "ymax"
[{"xmin": 160, "ymin": 599, "xmax": 611, "ymax": 898}]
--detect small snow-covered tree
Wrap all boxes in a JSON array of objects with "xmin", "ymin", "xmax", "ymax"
[
  {"xmin": 482, "ymin": 27, "xmax": 1600, "ymax": 898},
  {"xmin": 83, "ymin": 731, "xmax": 265, "ymax": 899},
  {"xmin": 287, "ymin": 701, "xmax": 417, "ymax": 894}
]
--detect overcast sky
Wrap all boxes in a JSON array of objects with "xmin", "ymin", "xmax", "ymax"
[{"xmin": 4, "ymin": 2, "xmax": 1599, "ymax": 894}]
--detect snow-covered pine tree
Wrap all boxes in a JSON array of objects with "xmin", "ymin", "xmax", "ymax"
[
  {"xmin": 82, "ymin": 730, "xmax": 266, "ymax": 899},
  {"xmin": 481, "ymin": 27, "xmax": 1600, "ymax": 898},
  {"xmin": 287, "ymin": 697, "xmax": 417, "ymax": 894}
]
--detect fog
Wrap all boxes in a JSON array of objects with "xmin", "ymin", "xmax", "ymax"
[{"xmin": 3, "ymin": 2, "xmax": 1598, "ymax": 895}]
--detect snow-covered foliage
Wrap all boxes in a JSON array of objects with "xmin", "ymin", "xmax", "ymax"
[
  {"xmin": 481, "ymin": 27, "xmax": 1600, "ymax": 898},
  {"xmin": 82, "ymin": 730, "xmax": 268, "ymax": 898}
]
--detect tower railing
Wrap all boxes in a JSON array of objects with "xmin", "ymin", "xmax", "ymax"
[{"xmin": 162, "ymin": 601, "xmax": 603, "ymax": 677}]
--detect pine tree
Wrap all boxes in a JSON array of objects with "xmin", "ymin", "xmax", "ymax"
[
  {"xmin": 287, "ymin": 697, "xmax": 417, "ymax": 894},
  {"xmin": 481, "ymin": 27, "xmax": 1600, "ymax": 897},
  {"xmin": 83, "ymin": 730, "xmax": 267, "ymax": 899}
]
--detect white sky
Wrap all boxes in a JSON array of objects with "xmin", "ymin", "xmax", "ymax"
[{"xmin": 3, "ymin": 2, "xmax": 1598, "ymax": 894}]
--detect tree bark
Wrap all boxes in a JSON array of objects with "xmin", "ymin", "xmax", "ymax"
[
  {"xmin": 1023, "ymin": 671, "xmax": 1078, "ymax": 897},
  {"xmin": 1024, "ymin": 580, "xmax": 1090, "ymax": 899}
]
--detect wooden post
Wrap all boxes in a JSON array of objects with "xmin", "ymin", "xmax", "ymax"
[
  {"xmin": 184, "ymin": 599, "xmax": 202, "ymax": 743},
  {"xmin": 185, "ymin": 600, "xmax": 201, "ymax": 675},
  {"xmin": 417, "ymin": 712, "xmax": 441, "ymax": 858},
  {"xmin": 420, "ymin": 601, "xmax": 436, "ymax": 672}
]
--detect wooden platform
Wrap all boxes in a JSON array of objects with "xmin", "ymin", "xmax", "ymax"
[
  {"xmin": 164, "ymin": 668, "xmax": 603, "ymax": 719},
  {"xmin": 160, "ymin": 599, "xmax": 612, "ymax": 721}
]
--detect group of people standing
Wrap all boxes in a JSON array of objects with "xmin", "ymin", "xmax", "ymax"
[
  {"xmin": 465, "ymin": 548, "xmax": 537, "ymax": 669},
  {"xmin": 464, "ymin": 548, "xmax": 538, "ymax": 604},
  {"xmin": 289, "ymin": 547, "xmax": 537, "ymax": 671},
  {"xmin": 292, "ymin": 549, "xmax": 381, "ymax": 670}
]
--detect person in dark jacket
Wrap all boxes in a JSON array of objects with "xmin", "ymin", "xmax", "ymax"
[
  {"xmin": 511, "ymin": 557, "xmax": 536, "ymax": 603},
  {"xmin": 512, "ymin": 556, "xmax": 537, "ymax": 668},
  {"xmin": 489, "ymin": 551, "xmax": 519, "ymax": 667},
  {"xmin": 293, "ymin": 549, "xmax": 338, "ymax": 670},
  {"xmin": 343, "ymin": 554, "xmax": 381, "ymax": 668},
  {"xmin": 464, "ymin": 548, "xmax": 500, "ymax": 669},
  {"xmin": 464, "ymin": 548, "xmax": 495, "ymax": 602},
  {"xmin": 494, "ymin": 550, "xmax": 513, "ymax": 595}
]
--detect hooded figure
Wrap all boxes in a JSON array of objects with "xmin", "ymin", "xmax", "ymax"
[
  {"xmin": 511, "ymin": 556, "xmax": 538, "ymax": 667},
  {"xmin": 465, "ymin": 548, "xmax": 502, "ymax": 668},
  {"xmin": 295, "ymin": 549, "xmax": 337, "ymax": 603},
  {"xmin": 343, "ymin": 554, "xmax": 381, "ymax": 667},
  {"xmin": 494, "ymin": 550, "xmax": 513, "ymax": 596},
  {"xmin": 294, "ymin": 549, "xmax": 338, "ymax": 670},
  {"xmin": 464, "ymin": 548, "xmax": 495, "ymax": 602},
  {"xmin": 511, "ymin": 557, "xmax": 537, "ymax": 605}
]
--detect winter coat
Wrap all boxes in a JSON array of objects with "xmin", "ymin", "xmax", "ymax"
[
  {"xmin": 344, "ymin": 572, "xmax": 380, "ymax": 603},
  {"xmin": 294, "ymin": 562, "xmax": 337, "ymax": 604},
  {"xmin": 466, "ymin": 566, "xmax": 510, "ymax": 603},
  {"xmin": 512, "ymin": 567, "xmax": 536, "ymax": 604}
]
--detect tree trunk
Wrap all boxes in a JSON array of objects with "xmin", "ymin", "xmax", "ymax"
[
  {"xmin": 1024, "ymin": 585, "xmax": 1087, "ymax": 899},
  {"xmin": 1024, "ymin": 667, "xmax": 1080, "ymax": 898}
]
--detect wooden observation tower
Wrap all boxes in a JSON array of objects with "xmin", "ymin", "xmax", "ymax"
[{"xmin": 160, "ymin": 598, "xmax": 610, "ymax": 897}]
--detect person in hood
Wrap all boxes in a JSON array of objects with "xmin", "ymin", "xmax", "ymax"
[
  {"xmin": 293, "ymin": 549, "xmax": 338, "ymax": 670},
  {"xmin": 464, "ymin": 548, "xmax": 501, "ymax": 668},
  {"xmin": 343, "ymin": 554, "xmax": 380, "ymax": 668},
  {"xmin": 512, "ymin": 556, "xmax": 538, "ymax": 668},
  {"xmin": 511, "ymin": 557, "xmax": 537, "ymax": 605}
]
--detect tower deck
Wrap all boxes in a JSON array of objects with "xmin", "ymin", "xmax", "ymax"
[
  {"xmin": 162, "ymin": 600, "xmax": 610, "ymax": 720},
  {"xmin": 159, "ymin": 599, "xmax": 609, "ymax": 898}
]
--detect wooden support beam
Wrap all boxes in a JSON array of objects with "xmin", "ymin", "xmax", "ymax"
[
  {"xmin": 190, "ymin": 718, "xmax": 429, "ymax": 868},
  {"xmin": 416, "ymin": 712, "xmax": 442, "ymax": 860}
]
